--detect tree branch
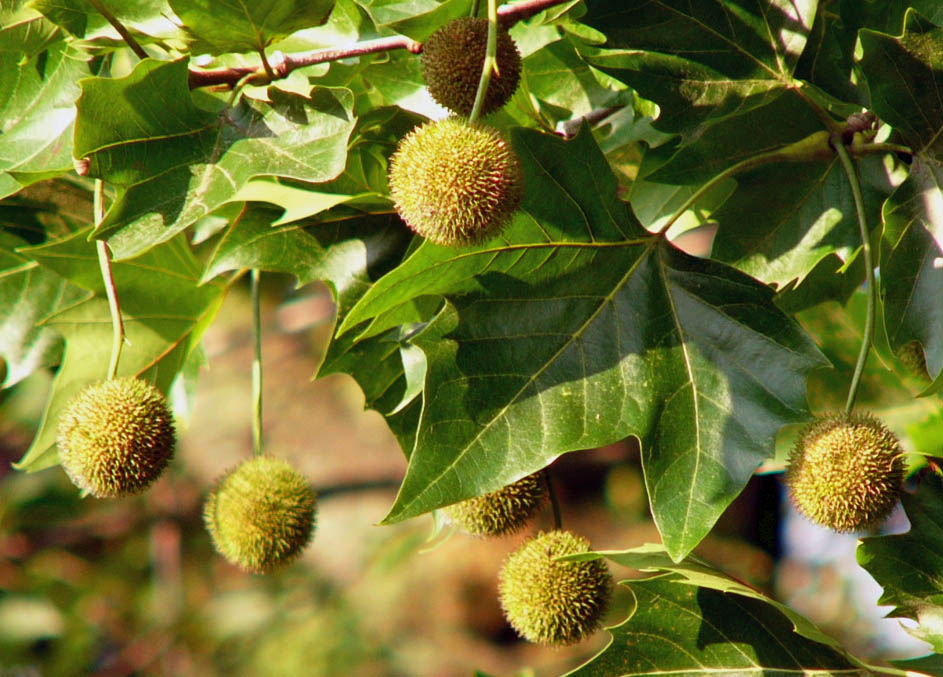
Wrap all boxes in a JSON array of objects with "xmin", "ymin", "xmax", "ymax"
[{"xmin": 187, "ymin": 0, "xmax": 574, "ymax": 89}]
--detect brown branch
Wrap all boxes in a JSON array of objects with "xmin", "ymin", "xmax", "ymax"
[
  {"xmin": 498, "ymin": 0, "xmax": 574, "ymax": 26},
  {"xmin": 187, "ymin": 0, "xmax": 575, "ymax": 90}
]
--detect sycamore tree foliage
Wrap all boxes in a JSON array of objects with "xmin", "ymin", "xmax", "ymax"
[{"xmin": 3, "ymin": 0, "xmax": 943, "ymax": 673}]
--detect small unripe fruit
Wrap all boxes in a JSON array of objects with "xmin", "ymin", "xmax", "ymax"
[
  {"xmin": 56, "ymin": 377, "xmax": 175, "ymax": 498},
  {"xmin": 498, "ymin": 530, "xmax": 612, "ymax": 646},
  {"xmin": 422, "ymin": 17, "xmax": 522, "ymax": 117},
  {"xmin": 444, "ymin": 472, "xmax": 546, "ymax": 536},
  {"xmin": 388, "ymin": 118, "xmax": 523, "ymax": 246},
  {"xmin": 785, "ymin": 412, "xmax": 905, "ymax": 532},
  {"xmin": 204, "ymin": 456, "xmax": 317, "ymax": 573}
]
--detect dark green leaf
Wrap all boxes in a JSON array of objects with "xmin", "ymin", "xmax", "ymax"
[
  {"xmin": 339, "ymin": 127, "xmax": 826, "ymax": 561},
  {"xmin": 580, "ymin": 0, "xmax": 817, "ymax": 137},
  {"xmin": 882, "ymin": 216, "xmax": 943, "ymax": 386},
  {"xmin": 30, "ymin": 0, "xmax": 181, "ymax": 44},
  {"xmin": 569, "ymin": 576, "xmax": 866, "ymax": 676},
  {"xmin": 168, "ymin": 0, "xmax": 335, "ymax": 54},
  {"xmin": 859, "ymin": 9, "xmax": 943, "ymax": 157},
  {"xmin": 858, "ymin": 474, "xmax": 943, "ymax": 653}
]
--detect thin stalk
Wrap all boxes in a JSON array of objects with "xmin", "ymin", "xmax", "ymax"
[
  {"xmin": 543, "ymin": 468, "xmax": 562, "ymax": 530},
  {"xmin": 468, "ymin": 0, "xmax": 498, "ymax": 123},
  {"xmin": 86, "ymin": 0, "xmax": 148, "ymax": 60},
  {"xmin": 833, "ymin": 139, "xmax": 875, "ymax": 414},
  {"xmin": 94, "ymin": 180, "xmax": 124, "ymax": 381},
  {"xmin": 251, "ymin": 269, "xmax": 264, "ymax": 457}
]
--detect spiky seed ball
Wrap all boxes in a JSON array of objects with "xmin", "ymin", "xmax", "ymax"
[
  {"xmin": 498, "ymin": 530, "xmax": 612, "ymax": 646},
  {"xmin": 56, "ymin": 377, "xmax": 175, "ymax": 498},
  {"xmin": 422, "ymin": 17, "xmax": 522, "ymax": 117},
  {"xmin": 204, "ymin": 456, "xmax": 317, "ymax": 573},
  {"xmin": 444, "ymin": 473, "xmax": 546, "ymax": 536},
  {"xmin": 388, "ymin": 118, "xmax": 522, "ymax": 246},
  {"xmin": 785, "ymin": 412, "xmax": 905, "ymax": 532}
]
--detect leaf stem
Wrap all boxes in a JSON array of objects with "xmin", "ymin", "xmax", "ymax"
[
  {"xmin": 86, "ymin": 0, "xmax": 148, "ymax": 60},
  {"xmin": 469, "ymin": 0, "xmax": 499, "ymax": 123},
  {"xmin": 251, "ymin": 269, "xmax": 264, "ymax": 457},
  {"xmin": 94, "ymin": 180, "xmax": 124, "ymax": 381},
  {"xmin": 833, "ymin": 138, "xmax": 875, "ymax": 414},
  {"xmin": 543, "ymin": 468, "xmax": 562, "ymax": 530}
]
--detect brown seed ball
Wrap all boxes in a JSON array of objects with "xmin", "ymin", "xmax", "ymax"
[
  {"xmin": 422, "ymin": 17, "xmax": 522, "ymax": 116},
  {"xmin": 498, "ymin": 530, "xmax": 612, "ymax": 645},
  {"xmin": 785, "ymin": 412, "xmax": 905, "ymax": 532},
  {"xmin": 204, "ymin": 456, "xmax": 317, "ymax": 573},
  {"xmin": 56, "ymin": 377, "xmax": 175, "ymax": 498},
  {"xmin": 444, "ymin": 472, "xmax": 546, "ymax": 536},
  {"xmin": 388, "ymin": 117, "xmax": 523, "ymax": 246}
]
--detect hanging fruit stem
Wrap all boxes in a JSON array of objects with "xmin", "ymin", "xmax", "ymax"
[
  {"xmin": 833, "ymin": 137, "xmax": 875, "ymax": 414},
  {"xmin": 251, "ymin": 269, "xmax": 264, "ymax": 457},
  {"xmin": 94, "ymin": 180, "xmax": 124, "ymax": 381},
  {"xmin": 468, "ymin": 0, "xmax": 498, "ymax": 123},
  {"xmin": 543, "ymin": 468, "xmax": 563, "ymax": 530}
]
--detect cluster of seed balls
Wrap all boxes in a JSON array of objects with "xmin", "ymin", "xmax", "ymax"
[
  {"xmin": 388, "ymin": 17, "xmax": 525, "ymax": 247},
  {"xmin": 56, "ymin": 376, "xmax": 317, "ymax": 573},
  {"xmin": 444, "ymin": 473, "xmax": 613, "ymax": 646}
]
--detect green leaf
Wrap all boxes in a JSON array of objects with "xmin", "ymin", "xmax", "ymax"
[
  {"xmin": 0, "ymin": 233, "xmax": 89, "ymax": 387},
  {"xmin": 710, "ymin": 155, "xmax": 885, "ymax": 288},
  {"xmin": 355, "ymin": 0, "xmax": 470, "ymax": 41},
  {"xmin": 339, "ymin": 126, "xmax": 826, "ymax": 561},
  {"xmin": 859, "ymin": 9, "xmax": 943, "ymax": 161},
  {"xmin": 565, "ymin": 543, "xmax": 871, "ymax": 675},
  {"xmin": 30, "ymin": 0, "xmax": 181, "ymax": 44},
  {"xmin": 569, "ymin": 576, "xmax": 866, "ymax": 675},
  {"xmin": 0, "ymin": 40, "xmax": 87, "ymax": 199},
  {"xmin": 0, "ymin": 1, "xmax": 59, "ymax": 55},
  {"xmin": 13, "ymin": 230, "xmax": 225, "ymax": 473},
  {"xmin": 73, "ymin": 59, "xmax": 357, "ymax": 259},
  {"xmin": 168, "ymin": 0, "xmax": 335, "ymax": 54},
  {"xmin": 858, "ymin": 473, "xmax": 943, "ymax": 653},
  {"xmin": 580, "ymin": 0, "xmax": 817, "ymax": 137}
]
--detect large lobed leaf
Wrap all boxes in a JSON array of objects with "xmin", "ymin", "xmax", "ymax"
[
  {"xmin": 0, "ymin": 40, "xmax": 87, "ymax": 200},
  {"xmin": 858, "ymin": 474, "xmax": 943, "ymax": 655},
  {"xmin": 859, "ymin": 9, "xmax": 943, "ymax": 387},
  {"xmin": 168, "ymin": 0, "xmax": 335, "ymax": 54},
  {"xmin": 337, "ymin": 126, "xmax": 826, "ymax": 561},
  {"xmin": 73, "ymin": 58, "xmax": 357, "ymax": 260},
  {"xmin": 567, "ymin": 544, "xmax": 880, "ymax": 676},
  {"xmin": 579, "ymin": 0, "xmax": 817, "ymax": 137}
]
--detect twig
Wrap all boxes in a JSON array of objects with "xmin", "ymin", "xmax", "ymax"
[
  {"xmin": 189, "ymin": 36, "xmax": 421, "ymax": 89},
  {"xmin": 86, "ymin": 0, "xmax": 149, "ymax": 60},
  {"xmin": 187, "ymin": 0, "xmax": 575, "ymax": 90},
  {"xmin": 544, "ymin": 468, "xmax": 563, "ymax": 530}
]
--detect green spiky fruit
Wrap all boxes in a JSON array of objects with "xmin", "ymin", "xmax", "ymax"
[
  {"xmin": 498, "ymin": 530, "xmax": 612, "ymax": 645},
  {"xmin": 56, "ymin": 377, "xmax": 175, "ymax": 498},
  {"xmin": 422, "ymin": 17, "xmax": 522, "ymax": 116},
  {"xmin": 785, "ymin": 412, "xmax": 905, "ymax": 532},
  {"xmin": 204, "ymin": 456, "xmax": 317, "ymax": 573},
  {"xmin": 444, "ymin": 473, "xmax": 546, "ymax": 536},
  {"xmin": 388, "ymin": 118, "xmax": 523, "ymax": 246}
]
